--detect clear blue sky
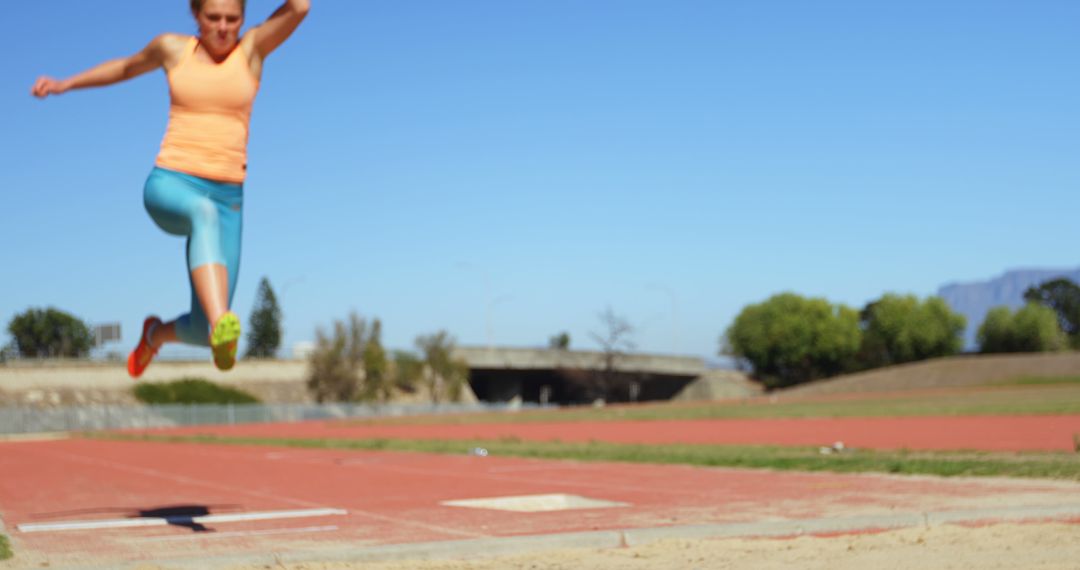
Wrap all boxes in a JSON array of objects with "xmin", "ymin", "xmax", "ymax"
[{"xmin": 2, "ymin": 0, "xmax": 1078, "ymax": 362}]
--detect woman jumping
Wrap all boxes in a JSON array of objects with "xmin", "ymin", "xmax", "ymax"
[{"xmin": 32, "ymin": 0, "xmax": 309, "ymax": 377}]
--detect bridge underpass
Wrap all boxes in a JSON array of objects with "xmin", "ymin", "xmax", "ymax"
[{"xmin": 454, "ymin": 347, "xmax": 705, "ymax": 405}]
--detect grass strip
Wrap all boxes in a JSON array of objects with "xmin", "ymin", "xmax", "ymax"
[
  {"xmin": 340, "ymin": 385, "xmax": 1080, "ymax": 426},
  {"xmin": 94, "ymin": 432, "xmax": 1080, "ymax": 481},
  {"xmin": 997, "ymin": 376, "xmax": 1080, "ymax": 387},
  {"xmin": 0, "ymin": 533, "xmax": 12, "ymax": 561}
]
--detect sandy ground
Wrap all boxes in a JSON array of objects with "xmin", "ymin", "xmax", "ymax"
[{"xmin": 207, "ymin": 522, "xmax": 1080, "ymax": 570}]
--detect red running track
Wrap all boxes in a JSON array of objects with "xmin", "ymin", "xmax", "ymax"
[
  {"xmin": 146, "ymin": 415, "xmax": 1080, "ymax": 452},
  {"xmin": 3, "ymin": 438, "xmax": 1080, "ymax": 567}
]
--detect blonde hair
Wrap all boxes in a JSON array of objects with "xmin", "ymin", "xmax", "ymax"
[{"xmin": 190, "ymin": 0, "xmax": 246, "ymax": 14}]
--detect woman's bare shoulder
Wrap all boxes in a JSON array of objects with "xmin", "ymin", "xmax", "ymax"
[
  {"xmin": 155, "ymin": 34, "xmax": 194, "ymax": 69},
  {"xmin": 157, "ymin": 34, "xmax": 194, "ymax": 54}
]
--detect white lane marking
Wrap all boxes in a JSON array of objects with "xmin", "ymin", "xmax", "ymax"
[
  {"xmin": 17, "ymin": 508, "xmax": 347, "ymax": 533},
  {"xmin": 23, "ymin": 445, "xmax": 490, "ymax": 539},
  {"xmin": 442, "ymin": 494, "xmax": 629, "ymax": 512},
  {"xmin": 138, "ymin": 524, "xmax": 340, "ymax": 542}
]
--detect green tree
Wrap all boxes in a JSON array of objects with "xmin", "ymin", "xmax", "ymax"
[
  {"xmin": 723, "ymin": 293, "xmax": 861, "ymax": 389},
  {"xmin": 549, "ymin": 331, "xmax": 571, "ymax": 350},
  {"xmin": 978, "ymin": 304, "xmax": 1067, "ymax": 354},
  {"xmin": 415, "ymin": 331, "xmax": 470, "ymax": 403},
  {"xmin": 1008, "ymin": 304, "xmax": 1064, "ymax": 352},
  {"xmin": 858, "ymin": 294, "xmax": 966, "ymax": 369},
  {"xmin": 1024, "ymin": 278, "xmax": 1080, "ymax": 348},
  {"xmin": 391, "ymin": 350, "xmax": 424, "ymax": 393},
  {"xmin": 361, "ymin": 319, "xmax": 391, "ymax": 402},
  {"xmin": 7, "ymin": 307, "xmax": 94, "ymax": 358},
  {"xmin": 244, "ymin": 277, "xmax": 283, "ymax": 358},
  {"xmin": 306, "ymin": 313, "xmax": 366, "ymax": 403}
]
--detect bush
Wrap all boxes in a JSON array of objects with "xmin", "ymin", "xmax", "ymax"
[
  {"xmin": 723, "ymin": 292, "xmax": 862, "ymax": 389},
  {"xmin": 415, "ymin": 331, "xmax": 470, "ymax": 403},
  {"xmin": 978, "ymin": 304, "xmax": 1068, "ymax": 354},
  {"xmin": 360, "ymin": 320, "xmax": 390, "ymax": 402},
  {"xmin": 306, "ymin": 313, "xmax": 415, "ymax": 403},
  {"xmin": 392, "ymin": 350, "xmax": 423, "ymax": 393},
  {"xmin": 7, "ymin": 307, "xmax": 94, "ymax": 358},
  {"xmin": 1024, "ymin": 278, "xmax": 1080, "ymax": 348},
  {"xmin": 858, "ymin": 294, "xmax": 965, "ymax": 369},
  {"xmin": 133, "ymin": 378, "xmax": 260, "ymax": 405},
  {"xmin": 306, "ymin": 313, "xmax": 366, "ymax": 403}
]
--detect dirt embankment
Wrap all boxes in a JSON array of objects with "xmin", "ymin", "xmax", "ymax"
[
  {"xmin": 0, "ymin": 359, "xmax": 312, "ymax": 407},
  {"xmin": 778, "ymin": 352, "xmax": 1080, "ymax": 397},
  {"xmin": 0, "ymin": 360, "xmax": 479, "ymax": 408}
]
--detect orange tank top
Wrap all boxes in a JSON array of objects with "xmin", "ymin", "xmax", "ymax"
[{"xmin": 156, "ymin": 37, "xmax": 260, "ymax": 183}]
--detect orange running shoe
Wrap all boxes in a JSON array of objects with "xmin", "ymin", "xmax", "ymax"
[{"xmin": 127, "ymin": 316, "xmax": 162, "ymax": 379}]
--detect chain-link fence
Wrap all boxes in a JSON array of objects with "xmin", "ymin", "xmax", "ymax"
[{"xmin": 0, "ymin": 402, "xmax": 542, "ymax": 435}]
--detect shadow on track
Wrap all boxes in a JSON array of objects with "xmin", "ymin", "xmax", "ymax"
[{"xmin": 29, "ymin": 504, "xmax": 245, "ymax": 532}]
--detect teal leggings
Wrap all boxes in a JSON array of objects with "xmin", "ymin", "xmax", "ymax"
[{"xmin": 143, "ymin": 167, "xmax": 243, "ymax": 347}]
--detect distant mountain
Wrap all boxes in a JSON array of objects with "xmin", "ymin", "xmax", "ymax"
[{"xmin": 938, "ymin": 267, "xmax": 1080, "ymax": 350}]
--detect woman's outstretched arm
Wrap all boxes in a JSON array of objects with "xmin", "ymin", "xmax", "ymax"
[
  {"xmin": 31, "ymin": 34, "xmax": 178, "ymax": 99},
  {"xmin": 251, "ymin": 0, "xmax": 310, "ymax": 59}
]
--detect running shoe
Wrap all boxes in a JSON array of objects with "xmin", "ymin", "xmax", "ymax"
[
  {"xmin": 210, "ymin": 312, "xmax": 241, "ymax": 371},
  {"xmin": 127, "ymin": 316, "xmax": 162, "ymax": 379}
]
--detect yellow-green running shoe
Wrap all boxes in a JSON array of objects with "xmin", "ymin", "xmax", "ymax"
[{"xmin": 210, "ymin": 312, "xmax": 241, "ymax": 371}]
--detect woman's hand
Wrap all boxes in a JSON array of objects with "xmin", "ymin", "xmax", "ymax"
[{"xmin": 31, "ymin": 76, "xmax": 71, "ymax": 99}]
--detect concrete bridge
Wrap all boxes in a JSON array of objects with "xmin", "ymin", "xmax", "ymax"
[
  {"xmin": 0, "ymin": 348, "xmax": 749, "ymax": 406},
  {"xmin": 453, "ymin": 347, "xmax": 706, "ymax": 404}
]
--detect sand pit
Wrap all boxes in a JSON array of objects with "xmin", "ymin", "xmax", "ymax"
[{"xmin": 233, "ymin": 522, "xmax": 1080, "ymax": 570}]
